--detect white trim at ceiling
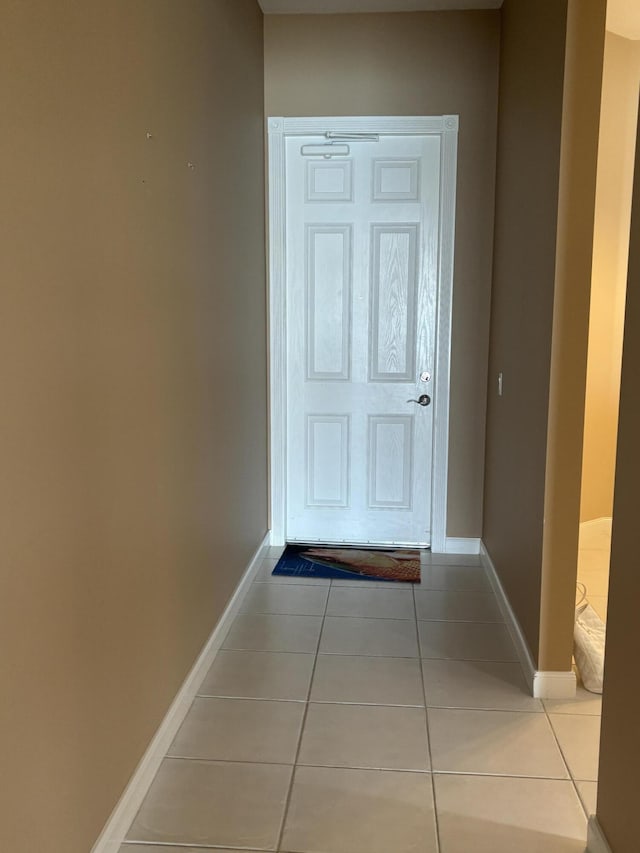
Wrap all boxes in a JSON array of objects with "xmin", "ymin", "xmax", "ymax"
[
  {"xmin": 258, "ymin": 0, "xmax": 502, "ymax": 14},
  {"xmin": 267, "ymin": 115, "xmax": 458, "ymax": 553}
]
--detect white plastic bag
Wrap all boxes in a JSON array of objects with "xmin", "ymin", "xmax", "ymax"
[{"xmin": 574, "ymin": 595, "xmax": 606, "ymax": 694}]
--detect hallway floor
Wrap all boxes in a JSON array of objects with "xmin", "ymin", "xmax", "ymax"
[{"xmin": 120, "ymin": 549, "xmax": 600, "ymax": 853}]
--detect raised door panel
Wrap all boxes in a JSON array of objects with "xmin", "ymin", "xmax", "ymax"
[
  {"xmin": 369, "ymin": 224, "xmax": 418, "ymax": 382},
  {"xmin": 306, "ymin": 225, "xmax": 352, "ymax": 380},
  {"xmin": 306, "ymin": 415, "xmax": 350, "ymax": 507},
  {"xmin": 373, "ymin": 159, "xmax": 420, "ymax": 201},
  {"xmin": 307, "ymin": 160, "xmax": 353, "ymax": 202},
  {"xmin": 368, "ymin": 415, "xmax": 414, "ymax": 509}
]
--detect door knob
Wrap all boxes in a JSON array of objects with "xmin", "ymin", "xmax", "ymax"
[{"xmin": 407, "ymin": 394, "xmax": 431, "ymax": 407}]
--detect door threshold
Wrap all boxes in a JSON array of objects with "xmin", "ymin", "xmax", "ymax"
[{"xmin": 287, "ymin": 538, "xmax": 431, "ymax": 550}]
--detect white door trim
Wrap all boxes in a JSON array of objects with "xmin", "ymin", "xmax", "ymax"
[{"xmin": 267, "ymin": 115, "xmax": 458, "ymax": 552}]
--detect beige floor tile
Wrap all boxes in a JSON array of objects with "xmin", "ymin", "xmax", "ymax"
[
  {"xmin": 422, "ymin": 659, "xmax": 541, "ymax": 711},
  {"xmin": 310, "ymin": 654, "xmax": 424, "ymax": 706},
  {"xmin": 416, "ymin": 564, "xmax": 491, "ymax": 591},
  {"xmin": 319, "ymin": 616, "xmax": 418, "ymax": 657},
  {"xmin": 326, "ymin": 586, "xmax": 414, "ymax": 619},
  {"xmin": 549, "ymin": 714, "xmax": 601, "ymax": 781},
  {"xmin": 240, "ymin": 583, "xmax": 329, "ymax": 616},
  {"xmin": 435, "ymin": 774, "xmax": 587, "ymax": 853},
  {"xmin": 199, "ymin": 649, "xmax": 314, "ymax": 701},
  {"xmin": 255, "ymin": 559, "xmax": 331, "ymax": 585},
  {"xmin": 126, "ymin": 758, "xmax": 291, "ymax": 849},
  {"xmin": 415, "ymin": 590, "xmax": 503, "ymax": 622},
  {"xmin": 419, "ymin": 620, "xmax": 517, "ymax": 661},
  {"xmin": 543, "ymin": 686, "xmax": 602, "ymax": 716},
  {"xmin": 298, "ymin": 703, "xmax": 430, "ymax": 771},
  {"xmin": 429, "ymin": 708, "xmax": 568, "ymax": 777},
  {"xmin": 168, "ymin": 697, "xmax": 304, "ymax": 764},
  {"xmin": 223, "ymin": 613, "xmax": 322, "ymax": 653},
  {"xmin": 281, "ymin": 766, "xmax": 438, "ymax": 853},
  {"xmin": 575, "ymin": 780, "xmax": 598, "ymax": 816}
]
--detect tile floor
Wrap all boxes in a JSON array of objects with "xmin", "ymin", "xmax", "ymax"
[{"xmin": 121, "ymin": 548, "xmax": 601, "ymax": 853}]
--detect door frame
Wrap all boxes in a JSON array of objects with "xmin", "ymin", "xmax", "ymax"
[{"xmin": 267, "ymin": 115, "xmax": 458, "ymax": 552}]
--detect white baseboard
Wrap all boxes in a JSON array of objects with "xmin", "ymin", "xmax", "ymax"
[
  {"xmin": 588, "ymin": 816, "xmax": 612, "ymax": 853},
  {"xmin": 533, "ymin": 670, "xmax": 577, "ymax": 698},
  {"xmin": 443, "ymin": 537, "xmax": 481, "ymax": 555},
  {"xmin": 91, "ymin": 531, "xmax": 271, "ymax": 853},
  {"xmin": 480, "ymin": 542, "xmax": 576, "ymax": 699}
]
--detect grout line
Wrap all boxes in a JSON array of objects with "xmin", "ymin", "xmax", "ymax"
[
  {"xmin": 293, "ymin": 762, "xmax": 431, "ymax": 773},
  {"xmin": 161, "ymin": 753, "xmax": 576, "ymax": 781},
  {"xmin": 274, "ymin": 572, "xmax": 331, "ymax": 852},
  {"xmin": 329, "ymin": 614, "xmax": 504, "ymax": 623},
  {"xmin": 193, "ymin": 694, "xmax": 308, "ymax": 703},
  {"xmin": 414, "ymin": 583, "xmax": 441, "ymax": 853},
  {"xmin": 256, "ymin": 581, "xmax": 494, "ymax": 592},
  {"xmin": 203, "ymin": 648, "xmax": 316, "ymax": 659},
  {"xmin": 420, "ymin": 656, "xmax": 520, "ymax": 663},
  {"xmin": 222, "ymin": 648, "xmax": 420, "ymax": 658},
  {"xmin": 197, "ymin": 694, "xmax": 425, "ymax": 707},
  {"xmin": 542, "ymin": 698, "xmax": 598, "ymax": 814},
  {"xmin": 288, "ymin": 698, "xmax": 426, "ymax": 708},
  {"xmin": 120, "ymin": 841, "xmax": 268, "ymax": 850},
  {"xmin": 182, "ymin": 696, "xmax": 549, "ymax": 714},
  {"xmin": 242, "ymin": 611, "xmax": 416, "ymax": 621},
  {"xmin": 415, "ymin": 618, "xmax": 506, "ymax": 625},
  {"xmin": 417, "ymin": 617, "xmax": 510, "ymax": 625},
  {"xmin": 426, "ymin": 704, "xmax": 544, "ymax": 714},
  {"xmin": 165, "ymin": 755, "xmax": 295, "ymax": 768},
  {"xmin": 430, "ymin": 770, "xmax": 579, "ymax": 781},
  {"xmin": 122, "ymin": 838, "xmax": 271, "ymax": 850}
]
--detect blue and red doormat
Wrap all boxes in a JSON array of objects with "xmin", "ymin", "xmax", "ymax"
[{"xmin": 273, "ymin": 544, "xmax": 421, "ymax": 583}]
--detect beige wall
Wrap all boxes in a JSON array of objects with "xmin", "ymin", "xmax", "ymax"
[
  {"xmin": 484, "ymin": 0, "xmax": 606, "ymax": 669},
  {"xmin": 482, "ymin": 0, "xmax": 570, "ymax": 659},
  {"xmin": 264, "ymin": 11, "xmax": 501, "ymax": 537},
  {"xmin": 539, "ymin": 0, "xmax": 606, "ymax": 672},
  {"xmin": 580, "ymin": 32, "xmax": 640, "ymax": 523},
  {"xmin": 597, "ymin": 111, "xmax": 640, "ymax": 853},
  {"xmin": 0, "ymin": 2, "xmax": 267, "ymax": 851}
]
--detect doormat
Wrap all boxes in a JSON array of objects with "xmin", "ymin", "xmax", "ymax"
[{"xmin": 273, "ymin": 544, "xmax": 421, "ymax": 583}]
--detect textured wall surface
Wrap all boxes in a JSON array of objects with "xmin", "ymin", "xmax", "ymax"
[
  {"xmin": 483, "ymin": 0, "xmax": 569, "ymax": 660},
  {"xmin": 597, "ymin": 110, "xmax": 640, "ymax": 853},
  {"xmin": 0, "ymin": 2, "xmax": 267, "ymax": 850}
]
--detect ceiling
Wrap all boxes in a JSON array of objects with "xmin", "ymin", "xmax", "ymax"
[{"xmin": 258, "ymin": 0, "xmax": 640, "ymax": 40}]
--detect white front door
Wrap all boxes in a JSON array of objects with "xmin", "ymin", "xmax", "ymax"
[{"xmin": 278, "ymin": 120, "xmax": 455, "ymax": 547}]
